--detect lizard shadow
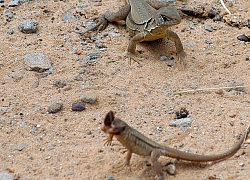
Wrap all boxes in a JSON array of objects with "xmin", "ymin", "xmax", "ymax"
[{"xmin": 138, "ymin": 38, "xmax": 178, "ymax": 61}]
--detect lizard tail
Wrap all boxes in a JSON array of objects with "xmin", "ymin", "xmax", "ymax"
[{"xmin": 164, "ymin": 125, "xmax": 250, "ymax": 162}]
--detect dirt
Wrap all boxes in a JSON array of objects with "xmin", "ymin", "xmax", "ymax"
[{"xmin": 0, "ymin": 0, "xmax": 250, "ymax": 179}]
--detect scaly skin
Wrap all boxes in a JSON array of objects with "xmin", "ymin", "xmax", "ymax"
[
  {"xmin": 84, "ymin": 0, "xmax": 186, "ymax": 67},
  {"xmin": 101, "ymin": 111, "xmax": 250, "ymax": 180}
]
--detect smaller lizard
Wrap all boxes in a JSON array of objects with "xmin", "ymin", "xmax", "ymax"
[
  {"xmin": 84, "ymin": 0, "xmax": 186, "ymax": 67},
  {"xmin": 101, "ymin": 111, "xmax": 250, "ymax": 180}
]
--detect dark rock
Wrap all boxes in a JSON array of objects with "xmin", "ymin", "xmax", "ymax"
[
  {"xmin": 72, "ymin": 102, "xmax": 85, "ymax": 111},
  {"xmin": 237, "ymin": 35, "xmax": 250, "ymax": 42}
]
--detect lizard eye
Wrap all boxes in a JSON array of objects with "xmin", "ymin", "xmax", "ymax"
[{"xmin": 160, "ymin": 15, "xmax": 171, "ymax": 22}]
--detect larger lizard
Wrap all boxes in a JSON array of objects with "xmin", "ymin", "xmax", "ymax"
[
  {"xmin": 84, "ymin": 0, "xmax": 186, "ymax": 67},
  {"xmin": 101, "ymin": 111, "xmax": 250, "ymax": 180}
]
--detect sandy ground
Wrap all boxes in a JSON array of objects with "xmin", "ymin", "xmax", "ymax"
[{"xmin": 0, "ymin": 0, "xmax": 250, "ymax": 179}]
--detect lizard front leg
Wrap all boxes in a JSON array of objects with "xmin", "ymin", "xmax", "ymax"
[
  {"xmin": 165, "ymin": 29, "xmax": 186, "ymax": 68},
  {"xmin": 83, "ymin": 5, "xmax": 131, "ymax": 34},
  {"xmin": 127, "ymin": 32, "xmax": 147, "ymax": 63}
]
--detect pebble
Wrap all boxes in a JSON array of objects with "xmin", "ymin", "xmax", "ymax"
[
  {"xmin": 237, "ymin": 35, "xmax": 250, "ymax": 42},
  {"xmin": 3, "ymin": 9, "xmax": 14, "ymax": 19},
  {"xmin": 169, "ymin": 118, "xmax": 193, "ymax": 127},
  {"xmin": 245, "ymin": 54, "xmax": 250, "ymax": 61},
  {"xmin": 107, "ymin": 176, "xmax": 114, "ymax": 180},
  {"xmin": 0, "ymin": 172, "xmax": 14, "ymax": 180},
  {"xmin": 148, "ymin": 131, "xmax": 153, "ymax": 135},
  {"xmin": 14, "ymin": 143, "xmax": 28, "ymax": 151},
  {"xmin": 157, "ymin": 126, "xmax": 162, "ymax": 131},
  {"xmin": 7, "ymin": 28, "xmax": 14, "ymax": 35},
  {"xmin": 48, "ymin": 103, "xmax": 63, "ymax": 113},
  {"xmin": 72, "ymin": 102, "xmax": 85, "ymax": 111},
  {"xmin": 84, "ymin": 52, "xmax": 100, "ymax": 60},
  {"xmin": 80, "ymin": 92, "xmax": 98, "ymax": 104},
  {"xmin": 109, "ymin": 33, "xmax": 121, "ymax": 38},
  {"xmin": 62, "ymin": 11, "xmax": 79, "ymax": 22},
  {"xmin": 19, "ymin": 19, "xmax": 38, "ymax": 34},
  {"xmin": 204, "ymin": 25, "xmax": 213, "ymax": 32},
  {"xmin": 239, "ymin": 162, "xmax": 244, "ymax": 167},
  {"xmin": 23, "ymin": 52, "xmax": 52, "ymax": 71},
  {"xmin": 53, "ymin": 79, "xmax": 67, "ymax": 88},
  {"xmin": 95, "ymin": 40, "xmax": 106, "ymax": 48},
  {"xmin": 86, "ymin": 130, "xmax": 92, "ymax": 135},
  {"xmin": 8, "ymin": 0, "xmax": 20, "ymax": 7},
  {"xmin": 165, "ymin": 163, "xmax": 176, "ymax": 175}
]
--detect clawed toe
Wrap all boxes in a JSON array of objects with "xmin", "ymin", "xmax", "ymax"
[{"xmin": 126, "ymin": 52, "xmax": 144, "ymax": 64}]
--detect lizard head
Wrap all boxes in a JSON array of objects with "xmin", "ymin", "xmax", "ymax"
[
  {"xmin": 155, "ymin": 5, "xmax": 181, "ymax": 26},
  {"xmin": 102, "ymin": 111, "xmax": 128, "ymax": 135}
]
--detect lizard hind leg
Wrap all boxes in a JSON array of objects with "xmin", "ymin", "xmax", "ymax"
[{"xmin": 151, "ymin": 149, "xmax": 165, "ymax": 180}]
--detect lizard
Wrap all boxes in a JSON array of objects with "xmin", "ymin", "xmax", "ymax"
[
  {"xmin": 101, "ymin": 111, "xmax": 250, "ymax": 180},
  {"xmin": 83, "ymin": 0, "xmax": 186, "ymax": 67}
]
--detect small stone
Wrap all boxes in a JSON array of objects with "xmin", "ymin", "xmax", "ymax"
[
  {"xmin": 8, "ymin": 0, "xmax": 20, "ymax": 7},
  {"xmin": 98, "ymin": 149, "xmax": 103, "ymax": 153},
  {"xmin": 62, "ymin": 11, "xmax": 79, "ymax": 22},
  {"xmin": 239, "ymin": 162, "xmax": 244, "ymax": 167},
  {"xmin": 169, "ymin": 118, "xmax": 193, "ymax": 127},
  {"xmin": 72, "ymin": 102, "xmax": 85, "ymax": 111},
  {"xmin": 148, "ymin": 131, "xmax": 153, "ymax": 135},
  {"xmin": 229, "ymin": 50, "xmax": 234, "ymax": 56},
  {"xmin": 205, "ymin": 25, "xmax": 213, "ymax": 32},
  {"xmin": 160, "ymin": 55, "xmax": 167, "ymax": 61},
  {"xmin": 23, "ymin": 52, "xmax": 52, "ymax": 71},
  {"xmin": 83, "ymin": 52, "xmax": 100, "ymax": 61},
  {"xmin": 53, "ymin": 79, "xmax": 67, "ymax": 88},
  {"xmin": 3, "ymin": 9, "xmax": 14, "ymax": 19},
  {"xmin": 109, "ymin": 33, "xmax": 121, "ymax": 38},
  {"xmin": 80, "ymin": 92, "xmax": 98, "ymax": 104},
  {"xmin": 237, "ymin": 35, "xmax": 250, "ymax": 42},
  {"xmin": 0, "ymin": 172, "xmax": 14, "ymax": 180},
  {"xmin": 86, "ymin": 130, "xmax": 92, "ymax": 135},
  {"xmin": 48, "ymin": 145, "xmax": 55, "ymax": 151},
  {"xmin": 48, "ymin": 103, "xmax": 63, "ymax": 113},
  {"xmin": 157, "ymin": 126, "xmax": 162, "ymax": 131},
  {"xmin": 245, "ymin": 54, "xmax": 250, "ymax": 61},
  {"xmin": 14, "ymin": 143, "xmax": 28, "ymax": 151},
  {"xmin": 7, "ymin": 29, "xmax": 14, "ymax": 35},
  {"xmin": 19, "ymin": 19, "xmax": 38, "ymax": 34},
  {"xmin": 107, "ymin": 176, "xmax": 114, "ymax": 180},
  {"xmin": 163, "ymin": 162, "xmax": 176, "ymax": 175},
  {"xmin": 95, "ymin": 40, "xmax": 106, "ymax": 48}
]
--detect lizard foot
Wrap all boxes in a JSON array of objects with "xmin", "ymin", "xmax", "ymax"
[
  {"xmin": 82, "ymin": 14, "xmax": 108, "ymax": 35},
  {"xmin": 126, "ymin": 52, "xmax": 144, "ymax": 65},
  {"xmin": 175, "ymin": 51, "xmax": 187, "ymax": 70}
]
